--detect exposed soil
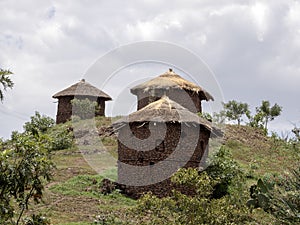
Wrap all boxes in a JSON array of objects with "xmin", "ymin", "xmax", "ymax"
[{"xmin": 224, "ymin": 124, "xmax": 270, "ymax": 150}]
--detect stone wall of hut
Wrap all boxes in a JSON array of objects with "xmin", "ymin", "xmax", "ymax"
[
  {"xmin": 135, "ymin": 89, "xmax": 203, "ymax": 113},
  {"xmin": 56, "ymin": 96, "xmax": 73, "ymax": 124},
  {"xmin": 117, "ymin": 122, "xmax": 210, "ymax": 198},
  {"xmin": 56, "ymin": 96, "xmax": 106, "ymax": 124}
]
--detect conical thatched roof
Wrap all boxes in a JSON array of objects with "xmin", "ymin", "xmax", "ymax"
[
  {"xmin": 113, "ymin": 96, "xmax": 212, "ymax": 130},
  {"xmin": 130, "ymin": 69, "xmax": 214, "ymax": 101},
  {"xmin": 52, "ymin": 79, "xmax": 112, "ymax": 100}
]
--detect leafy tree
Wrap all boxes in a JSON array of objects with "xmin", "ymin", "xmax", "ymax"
[
  {"xmin": 248, "ymin": 111, "xmax": 265, "ymax": 131},
  {"xmin": 222, "ymin": 100, "xmax": 250, "ymax": 125},
  {"xmin": 0, "ymin": 132, "xmax": 54, "ymax": 224},
  {"xmin": 23, "ymin": 112, "xmax": 73, "ymax": 151},
  {"xmin": 71, "ymin": 98, "xmax": 100, "ymax": 120},
  {"xmin": 249, "ymin": 101, "xmax": 282, "ymax": 132},
  {"xmin": 0, "ymin": 69, "xmax": 14, "ymax": 102},
  {"xmin": 23, "ymin": 111, "xmax": 55, "ymax": 135},
  {"xmin": 257, "ymin": 100, "xmax": 282, "ymax": 130},
  {"xmin": 213, "ymin": 111, "xmax": 226, "ymax": 124}
]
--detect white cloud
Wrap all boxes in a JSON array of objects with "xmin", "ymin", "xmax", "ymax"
[{"xmin": 251, "ymin": 2, "xmax": 269, "ymax": 41}]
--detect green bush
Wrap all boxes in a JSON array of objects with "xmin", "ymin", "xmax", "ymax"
[
  {"xmin": 205, "ymin": 146, "xmax": 243, "ymax": 198},
  {"xmin": 270, "ymin": 167, "xmax": 300, "ymax": 224},
  {"xmin": 48, "ymin": 124, "xmax": 73, "ymax": 151},
  {"xmin": 23, "ymin": 214, "xmax": 50, "ymax": 225},
  {"xmin": 248, "ymin": 167, "xmax": 300, "ymax": 224},
  {"xmin": 71, "ymin": 98, "xmax": 100, "ymax": 120},
  {"xmin": 131, "ymin": 168, "xmax": 251, "ymax": 225},
  {"xmin": 23, "ymin": 111, "xmax": 55, "ymax": 135}
]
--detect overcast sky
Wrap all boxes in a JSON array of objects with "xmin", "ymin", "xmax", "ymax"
[{"xmin": 0, "ymin": 0, "xmax": 299, "ymax": 139}]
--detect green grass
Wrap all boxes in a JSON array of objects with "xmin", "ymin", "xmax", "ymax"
[
  {"xmin": 100, "ymin": 167, "xmax": 117, "ymax": 180},
  {"xmin": 49, "ymin": 168, "xmax": 134, "ymax": 206},
  {"xmin": 49, "ymin": 174, "xmax": 102, "ymax": 197},
  {"xmin": 225, "ymin": 135, "xmax": 300, "ymax": 177},
  {"xmin": 49, "ymin": 167, "xmax": 118, "ymax": 198}
]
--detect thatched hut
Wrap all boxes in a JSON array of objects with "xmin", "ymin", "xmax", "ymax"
[
  {"xmin": 52, "ymin": 79, "xmax": 112, "ymax": 124},
  {"xmin": 130, "ymin": 69, "xmax": 213, "ymax": 113},
  {"xmin": 113, "ymin": 96, "xmax": 212, "ymax": 198}
]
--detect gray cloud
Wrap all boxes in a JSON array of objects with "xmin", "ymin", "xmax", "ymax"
[{"xmin": 0, "ymin": 0, "xmax": 299, "ymax": 138}]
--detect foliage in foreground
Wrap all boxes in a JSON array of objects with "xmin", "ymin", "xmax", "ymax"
[
  {"xmin": 246, "ymin": 167, "xmax": 300, "ymax": 224},
  {"xmin": 205, "ymin": 146, "xmax": 243, "ymax": 198},
  {"xmin": 47, "ymin": 123, "xmax": 74, "ymax": 151},
  {"xmin": 131, "ymin": 169, "xmax": 250, "ymax": 225},
  {"xmin": 0, "ymin": 68, "xmax": 14, "ymax": 102},
  {"xmin": 0, "ymin": 132, "xmax": 54, "ymax": 225},
  {"xmin": 23, "ymin": 112, "xmax": 55, "ymax": 135},
  {"xmin": 23, "ymin": 111, "xmax": 73, "ymax": 151},
  {"xmin": 270, "ymin": 167, "xmax": 300, "ymax": 224},
  {"xmin": 127, "ymin": 147, "xmax": 251, "ymax": 225}
]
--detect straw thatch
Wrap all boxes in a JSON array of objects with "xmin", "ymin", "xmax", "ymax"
[
  {"xmin": 130, "ymin": 69, "xmax": 214, "ymax": 101},
  {"xmin": 114, "ymin": 96, "xmax": 211, "ymax": 130},
  {"xmin": 52, "ymin": 79, "xmax": 112, "ymax": 123},
  {"xmin": 53, "ymin": 79, "xmax": 112, "ymax": 100}
]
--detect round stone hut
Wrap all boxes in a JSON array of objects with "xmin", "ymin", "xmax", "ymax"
[
  {"xmin": 113, "ymin": 96, "xmax": 212, "ymax": 198},
  {"xmin": 52, "ymin": 79, "xmax": 112, "ymax": 124},
  {"xmin": 130, "ymin": 69, "xmax": 214, "ymax": 113}
]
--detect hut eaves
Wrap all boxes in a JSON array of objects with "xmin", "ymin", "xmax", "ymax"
[
  {"xmin": 52, "ymin": 79, "xmax": 112, "ymax": 100},
  {"xmin": 114, "ymin": 96, "xmax": 212, "ymax": 130}
]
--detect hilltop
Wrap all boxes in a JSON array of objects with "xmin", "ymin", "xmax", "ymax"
[
  {"xmin": 24, "ymin": 117, "xmax": 299, "ymax": 224},
  {"xmin": 224, "ymin": 124, "xmax": 299, "ymax": 177}
]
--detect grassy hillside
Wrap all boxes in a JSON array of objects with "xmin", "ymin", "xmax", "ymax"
[
  {"xmin": 224, "ymin": 124, "xmax": 299, "ymax": 177},
  {"xmin": 25, "ymin": 117, "xmax": 299, "ymax": 224}
]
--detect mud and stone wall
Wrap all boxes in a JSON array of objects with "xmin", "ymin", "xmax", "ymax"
[
  {"xmin": 117, "ymin": 121, "xmax": 210, "ymax": 198},
  {"xmin": 135, "ymin": 89, "xmax": 204, "ymax": 113},
  {"xmin": 56, "ymin": 96, "xmax": 106, "ymax": 124}
]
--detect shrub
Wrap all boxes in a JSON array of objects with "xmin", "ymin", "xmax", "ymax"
[
  {"xmin": 0, "ymin": 132, "xmax": 54, "ymax": 224},
  {"xmin": 71, "ymin": 98, "xmax": 100, "ymax": 120},
  {"xmin": 131, "ymin": 168, "xmax": 251, "ymax": 225},
  {"xmin": 23, "ymin": 111, "xmax": 55, "ymax": 135},
  {"xmin": 48, "ymin": 124, "xmax": 73, "ymax": 151},
  {"xmin": 248, "ymin": 167, "xmax": 300, "ymax": 224},
  {"xmin": 23, "ymin": 214, "xmax": 50, "ymax": 225},
  {"xmin": 271, "ymin": 167, "xmax": 300, "ymax": 224},
  {"xmin": 205, "ymin": 146, "xmax": 243, "ymax": 198}
]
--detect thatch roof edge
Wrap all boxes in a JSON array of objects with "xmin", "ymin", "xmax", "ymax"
[
  {"xmin": 113, "ymin": 96, "xmax": 212, "ymax": 130},
  {"xmin": 52, "ymin": 79, "xmax": 112, "ymax": 100}
]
